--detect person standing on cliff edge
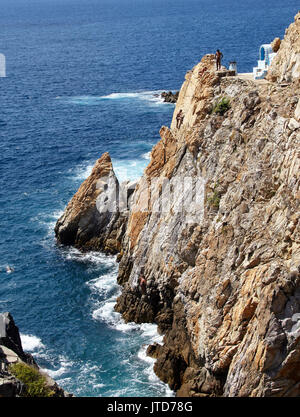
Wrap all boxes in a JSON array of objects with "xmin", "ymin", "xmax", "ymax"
[{"xmin": 215, "ymin": 49, "xmax": 223, "ymax": 71}]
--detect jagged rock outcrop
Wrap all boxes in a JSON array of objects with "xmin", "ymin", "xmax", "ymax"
[
  {"xmin": 0, "ymin": 313, "xmax": 71, "ymax": 397},
  {"xmin": 170, "ymin": 55, "xmax": 219, "ymax": 131},
  {"xmin": 271, "ymin": 37, "xmax": 281, "ymax": 53},
  {"xmin": 161, "ymin": 91, "xmax": 179, "ymax": 103},
  {"xmin": 55, "ymin": 14, "xmax": 300, "ymax": 397},
  {"xmin": 115, "ymin": 39, "xmax": 299, "ymax": 396},
  {"xmin": 266, "ymin": 11, "xmax": 300, "ymax": 82},
  {"xmin": 55, "ymin": 152, "xmax": 135, "ymax": 254}
]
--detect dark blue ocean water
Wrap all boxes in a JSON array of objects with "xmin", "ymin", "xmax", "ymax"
[{"xmin": 0, "ymin": 0, "xmax": 298, "ymax": 397}]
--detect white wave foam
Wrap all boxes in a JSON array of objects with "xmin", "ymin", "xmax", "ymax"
[
  {"xmin": 84, "ymin": 252, "xmax": 174, "ymax": 396},
  {"xmin": 87, "ymin": 271, "xmax": 119, "ymax": 298},
  {"xmin": 44, "ymin": 366, "xmax": 67, "ymax": 379},
  {"xmin": 137, "ymin": 345, "xmax": 156, "ymax": 365},
  {"xmin": 88, "ymin": 265, "xmax": 133, "ymax": 332},
  {"xmin": 101, "ymin": 90, "xmax": 173, "ymax": 108},
  {"xmin": 112, "ymin": 158, "xmax": 148, "ymax": 182},
  {"xmin": 30, "ymin": 210, "xmax": 64, "ymax": 227},
  {"xmin": 97, "ymin": 90, "xmax": 166, "ymax": 104},
  {"xmin": 139, "ymin": 323, "xmax": 164, "ymax": 343},
  {"xmin": 41, "ymin": 355, "xmax": 74, "ymax": 380},
  {"xmin": 90, "ymin": 290, "xmax": 175, "ymax": 396},
  {"xmin": 115, "ymin": 320, "xmax": 140, "ymax": 332},
  {"xmin": 137, "ymin": 343, "xmax": 174, "ymax": 396},
  {"xmin": 101, "ymin": 92, "xmax": 139, "ymax": 100},
  {"xmin": 142, "ymin": 151, "xmax": 151, "ymax": 160},
  {"xmin": 70, "ymin": 156, "xmax": 148, "ymax": 184},
  {"xmin": 89, "ymin": 274, "xmax": 163, "ymax": 339},
  {"xmin": 20, "ymin": 333, "xmax": 45, "ymax": 352},
  {"xmin": 59, "ymin": 90, "xmax": 170, "ymax": 107},
  {"xmin": 94, "ymin": 383, "xmax": 105, "ymax": 389},
  {"xmin": 91, "ymin": 286, "xmax": 143, "ymax": 333},
  {"xmin": 30, "ymin": 210, "xmax": 65, "ymax": 244},
  {"xmin": 71, "ymin": 162, "xmax": 94, "ymax": 181},
  {"xmin": 63, "ymin": 247, "xmax": 117, "ymax": 268},
  {"xmin": 92, "ymin": 298, "xmax": 120, "ymax": 325}
]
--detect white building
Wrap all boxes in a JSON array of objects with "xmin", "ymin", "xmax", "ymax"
[{"xmin": 253, "ymin": 44, "xmax": 276, "ymax": 80}]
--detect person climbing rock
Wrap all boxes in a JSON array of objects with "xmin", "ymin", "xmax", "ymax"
[
  {"xmin": 215, "ymin": 49, "xmax": 223, "ymax": 71},
  {"xmin": 138, "ymin": 275, "xmax": 147, "ymax": 295},
  {"xmin": 176, "ymin": 109, "xmax": 184, "ymax": 129}
]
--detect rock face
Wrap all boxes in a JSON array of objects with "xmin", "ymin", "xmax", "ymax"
[
  {"xmin": 55, "ymin": 14, "xmax": 300, "ymax": 397},
  {"xmin": 161, "ymin": 91, "xmax": 179, "ymax": 103},
  {"xmin": 55, "ymin": 152, "xmax": 135, "ymax": 254},
  {"xmin": 170, "ymin": 55, "xmax": 219, "ymax": 131},
  {"xmin": 115, "ymin": 50, "xmax": 300, "ymax": 395},
  {"xmin": 266, "ymin": 12, "xmax": 300, "ymax": 82},
  {"xmin": 0, "ymin": 313, "xmax": 71, "ymax": 397},
  {"xmin": 271, "ymin": 37, "xmax": 281, "ymax": 53}
]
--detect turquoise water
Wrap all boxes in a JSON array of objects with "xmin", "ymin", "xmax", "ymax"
[{"xmin": 0, "ymin": 0, "xmax": 299, "ymax": 397}]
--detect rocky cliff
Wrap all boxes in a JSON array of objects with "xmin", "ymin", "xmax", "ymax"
[
  {"xmin": 55, "ymin": 152, "xmax": 136, "ymax": 254},
  {"xmin": 267, "ymin": 11, "xmax": 300, "ymax": 83},
  {"xmin": 0, "ymin": 312, "xmax": 71, "ymax": 397},
  {"xmin": 56, "ymin": 14, "xmax": 300, "ymax": 397}
]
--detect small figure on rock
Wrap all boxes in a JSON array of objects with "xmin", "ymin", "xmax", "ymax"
[
  {"xmin": 215, "ymin": 49, "xmax": 223, "ymax": 71},
  {"xmin": 176, "ymin": 109, "xmax": 184, "ymax": 129},
  {"xmin": 138, "ymin": 274, "xmax": 147, "ymax": 295},
  {"xmin": 199, "ymin": 66, "xmax": 208, "ymax": 76}
]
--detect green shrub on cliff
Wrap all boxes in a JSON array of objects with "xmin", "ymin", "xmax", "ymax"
[
  {"xmin": 9, "ymin": 362, "xmax": 55, "ymax": 397},
  {"xmin": 212, "ymin": 97, "xmax": 231, "ymax": 115},
  {"xmin": 207, "ymin": 182, "xmax": 221, "ymax": 210},
  {"xmin": 207, "ymin": 190, "xmax": 220, "ymax": 209}
]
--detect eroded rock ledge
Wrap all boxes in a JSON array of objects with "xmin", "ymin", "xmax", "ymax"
[
  {"xmin": 55, "ymin": 14, "xmax": 300, "ymax": 397},
  {"xmin": 0, "ymin": 312, "xmax": 71, "ymax": 397}
]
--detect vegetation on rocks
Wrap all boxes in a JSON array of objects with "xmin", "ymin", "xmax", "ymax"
[
  {"xmin": 211, "ymin": 96, "xmax": 231, "ymax": 115},
  {"xmin": 207, "ymin": 183, "xmax": 221, "ymax": 209},
  {"xmin": 9, "ymin": 362, "xmax": 55, "ymax": 397}
]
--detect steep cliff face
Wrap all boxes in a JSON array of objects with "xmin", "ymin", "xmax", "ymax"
[
  {"xmin": 267, "ymin": 11, "xmax": 300, "ymax": 83},
  {"xmin": 114, "ymin": 57, "xmax": 300, "ymax": 396},
  {"xmin": 55, "ymin": 15, "xmax": 300, "ymax": 397},
  {"xmin": 115, "ymin": 51, "xmax": 300, "ymax": 396}
]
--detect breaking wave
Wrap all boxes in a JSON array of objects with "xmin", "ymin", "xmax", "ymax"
[
  {"xmin": 20, "ymin": 334, "xmax": 45, "ymax": 352},
  {"xmin": 57, "ymin": 90, "xmax": 171, "ymax": 107},
  {"xmin": 87, "ymin": 270, "xmax": 174, "ymax": 397}
]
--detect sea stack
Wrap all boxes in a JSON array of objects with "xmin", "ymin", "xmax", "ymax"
[{"xmin": 55, "ymin": 152, "xmax": 134, "ymax": 254}]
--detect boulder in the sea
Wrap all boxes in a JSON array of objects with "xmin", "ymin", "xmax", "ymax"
[{"xmin": 161, "ymin": 91, "xmax": 179, "ymax": 103}]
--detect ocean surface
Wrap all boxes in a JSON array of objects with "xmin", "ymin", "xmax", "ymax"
[{"xmin": 0, "ymin": 0, "xmax": 299, "ymax": 397}]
